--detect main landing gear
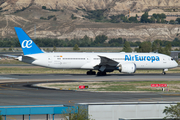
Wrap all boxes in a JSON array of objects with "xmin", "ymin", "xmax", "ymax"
[
  {"xmin": 86, "ymin": 70, "xmax": 106, "ymax": 76},
  {"xmin": 86, "ymin": 70, "xmax": 96, "ymax": 75},
  {"xmin": 86, "ymin": 70, "xmax": 107, "ymax": 76},
  {"xmin": 97, "ymin": 71, "xmax": 106, "ymax": 76}
]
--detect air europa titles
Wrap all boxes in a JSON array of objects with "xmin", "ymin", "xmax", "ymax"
[{"xmin": 125, "ymin": 55, "xmax": 160, "ymax": 63}]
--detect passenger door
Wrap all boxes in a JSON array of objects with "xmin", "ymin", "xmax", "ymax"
[{"xmin": 48, "ymin": 56, "xmax": 53, "ymax": 67}]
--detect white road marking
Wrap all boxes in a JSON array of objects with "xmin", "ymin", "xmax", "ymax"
[{"xmin": 0, "ymin": 76, "xmax": 16, "ymax": 79}]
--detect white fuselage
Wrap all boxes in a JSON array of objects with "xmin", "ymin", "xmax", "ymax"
[{"xmin": 18, "ymin": 52, "xmax": 178, "ymax": 70}]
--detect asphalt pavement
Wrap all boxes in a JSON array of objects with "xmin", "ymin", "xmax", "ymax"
[{"xmin": 0, "ymin": 73, "xmax": 180, "ymax": 106}]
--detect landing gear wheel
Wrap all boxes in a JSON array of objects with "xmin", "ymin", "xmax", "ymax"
[
  {"xmin": 162, "ymin": 72, "xmax": 166, "ymax": 75},
  {"xmin": 92, "ymin": 71, "xmax": 96, "ymax": 75},
  {"xmin": 102, "ymin": 72, "xmax": 106, "ymax": 75},
  {"xmin": 97, "ymin": 71, "xmax": 106, "ymax": 76},
  {"xmin": 97, "ymin": 72, "xmax": 101, "ymax": 76},
  {"xmin": 162, "ymin": 69, "xmax": 167, "ymax": 75},
  {"xmin": 86, "ymin": 70, "xmax": 96, "ymax": 75},
  {"xmin": 87, "ymin": 71, "xmax": 90, "ymax": 75}
]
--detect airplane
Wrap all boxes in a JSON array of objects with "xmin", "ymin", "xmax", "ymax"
[{"xmin": 6, "ymin": 27, "xmax": 178, "ymax": 75}]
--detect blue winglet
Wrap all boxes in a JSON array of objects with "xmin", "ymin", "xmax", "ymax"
[{"xmin": 14, "ymin": 27, "xmax": 44, "ymax": 55}]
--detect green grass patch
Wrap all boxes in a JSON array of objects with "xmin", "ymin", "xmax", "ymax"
[
  {"xmin": 0, "ymin": 59, "xmax": 27, "ymax": 64},
  {"xmin": 0, "ymin": 67, "xmax": 90, "ymax": 74},
  {"xmin": 43, "ymin": 81, "xmax": 180, "ymax": 92},
  {"xmin": 97, "ymin": 84, "xmax": 136, "ymax": 91}
]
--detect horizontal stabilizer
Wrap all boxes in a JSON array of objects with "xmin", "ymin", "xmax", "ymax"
[
  {"xmin": 22, "ymin": 56, "xmax": 36, "ymax": 60},
  {"xmin": 3, "ymin": 54, "xmax": 18, "ymax": 59}
]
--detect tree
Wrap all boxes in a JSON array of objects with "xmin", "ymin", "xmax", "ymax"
[
  {"xmin": 161, "ymin": 18, "xmax": 166, "ymax": 23},
  {"xmin": 129, "ymin": 17, "xmax": 138, "ymax": 23},
  {"xmin": 47, "ymin": 15, "xmax": 55, "ymax": 20},
  {"xmin": 172, "ymin": 38, "xmax": 180, "ymax": 46},
  {"xmin": 152, "ymin": 40, "xmax": 161, "ymax": 52},
  {"xmin": 93, "ymin": 35, "xmax": 107, "ymax": 45},
  {"xmin": 163, "ymin": 43, "xmax": 171, "ymax": 55},
  {"xmin": 0, "ymin": 111, "xmax": 2, "ymax": 120},
  {"xmin": 136, "ymin": 14, "xmax": 138, "ymax": 18},
  {"xmin": 165, "ymin": 43, "xmax": 171, "ymax": 51},
  {"xmin": 122, "ymin": 16, "xmax": 129, "ymax": 22},
  {"xmin": 40, "ymin": 17, "xmax": 47, "ymax": 20},
  {"xmin": 109, "ymin": 14, "xmax": 124, "ymax": 23},
  {"xmin": 53, "ymin": 17, "xmax": 57, "ymax": 21},
  {"xmin": 152, "ymin": 13, "xmax": 157, "ymax": 19},
  {"xmin": 81, "ymin": 35, "xmax": 91, "ymax": 47},
  {"xmin": 108, "ymin": 38, "xmax": 124, "ymax": 47},
  {"xmin": 85, "ymin": 10, "xmax": 105, "ymax": 22},
  {"xmin": 63, "ymin": 106, "xmax": 94, "ymax": 120},
  {"xmin": 42, "ymin": 6, "xmax": 46, "ymax": 9},
  {"xmin": 163, "ymin": 103, "xmax": 180, "ymax": 120},
  {"xmin": 161, "ymin": 13, "xmax": 166, "ymax": 19},
  {"xmin": 170, "ymin": 20, "xmax": 175, "ymax": 24},
  {"xmin": 3, "ymin": 48, "xmax": 6, "ymax": 51},
  {"xmin": 71, "ymin": 14, "xmax": 77, "ymax": 19},
  {"xmin": 156, "ymin": 13, "xmax": 162, "ymax": 19},
  {"xmin": 73, "ymin": 44, "xmax": 80, "ymax": 51},
  {"xmin": 176, "ymin": 18, "xmax": 180, "ymax": 24},
  {"xmin": 122, "ymin": 41, "xmax": 132, "ymax": 52},
  {"xmin": 138, "ymin": 41, "xmax": 152, "ymax": 52},
  {"xmin": 150, "ymin": 16, "xmax": 156, "ymax": 23},
  {"xmin": 0, "ymin": 115, "xmax": 2, "ymax": 120},
  {"xmin": 53, "ymin": 45, "xmax": 56, "ymax": 51},
  {"xmin": 157, "ymin": 17, "xmax": 161, "ymax": 23},
  {"xmin": 141, "ymin": 12, "xmax": 149, "ymax": 23},
  {"xmin": 9, "ymin": 45, "xmax": 14, "ymax": 51},
  {"xmin": 158, "ymin": 46, "xmax": 164, "ymax": 54}
]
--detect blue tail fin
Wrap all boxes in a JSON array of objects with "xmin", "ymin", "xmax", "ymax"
[{"xmin": 14, "ymin": 27, "xmax": 44, "ymax": 55}]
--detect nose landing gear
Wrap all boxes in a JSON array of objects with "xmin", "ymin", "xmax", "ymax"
[
  {"xmin": 162, "ymin": 71, "xmax": 166, "ymax": 75},
  {"xmin": 162, "ymin": 69, "xmax": 168, "ymax": 75}
]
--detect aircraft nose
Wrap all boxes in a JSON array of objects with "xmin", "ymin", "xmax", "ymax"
[{"xmin": 174, "ymin": 61, "xmax": 178, "ymax": 67}]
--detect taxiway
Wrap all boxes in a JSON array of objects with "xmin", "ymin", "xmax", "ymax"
[
  {"xmin": 0, "ymin": 73, "xmax": 180, "ymax": 106},
  {"xmin": 0, "ymin": 73, "xmax": 180, "ymax": 83}
]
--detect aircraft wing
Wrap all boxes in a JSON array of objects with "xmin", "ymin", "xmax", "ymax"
[{"xmin": 98, "ymin": 55, "xmax": 119, "ymax": 66}]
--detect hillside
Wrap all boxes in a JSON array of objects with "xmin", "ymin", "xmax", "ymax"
[{"xmin": 0, "ymin": 0, "xmax": 180, "ymax": 41}]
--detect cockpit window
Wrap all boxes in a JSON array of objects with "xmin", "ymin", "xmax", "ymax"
[{"xmin": 171, "ymin": 58, "xmax": 174, "ymax": 61}]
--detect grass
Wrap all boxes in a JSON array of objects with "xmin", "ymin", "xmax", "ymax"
[
  {"xmin": 0, "ymin": 59, "xmax": 179, "ymax": 74},
  {"xmin": 0, "ymin": 66, "xmax": 179, "ymax": 74},
  {"xmin": 0, "ymin": 67, "xmax": 92, "ymax": 74},
  {"xmin": 1, "ymin": 60, "xmax": 180, "ymax": 92},
  {"xmin": 0, "ymin": 58, "xmax": 179, "ymax": 74},
  {"xmin": 40, "ymin": 81, "xmax": 180, "ymax": 92},
  {"xmin": 0, "ymin": 59, "xmax": 27, "ymax": 64}
]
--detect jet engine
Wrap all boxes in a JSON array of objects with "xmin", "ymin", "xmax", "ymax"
[{"xmin": 118, "ymin": 63, "xmax": 136, "ymax": 73}]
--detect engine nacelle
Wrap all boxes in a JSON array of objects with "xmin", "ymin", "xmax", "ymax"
[{"xmin": 118, "ymin": 63, "xmax": 136, "ymax": 73}]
